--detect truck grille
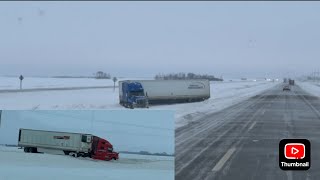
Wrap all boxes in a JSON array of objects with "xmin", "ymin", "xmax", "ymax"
[{"xmin": 137, "ymin": 99, "xmax": 145, "ymax": 105}]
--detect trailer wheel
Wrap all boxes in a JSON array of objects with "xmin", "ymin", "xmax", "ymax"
[
  {"xmin": 64, "ymin": 151, "xmax": 70, "ymax": 155},
  {"xmin": 28, "ymin": 147, "xmax": 33, "ymax": 153},
  {"xmin": 30, "ymin": 147, "xmax": 37, "ymax": 153},
  {"xmin": 77, "ymin": 153, "xmax": 84, "ymax": 157},
  {"xmin": 69, "ymin": 152, "xmax": 77, "ymax": 157},
  {"xmin": 24, "ymin": 147, "xmax": 29, "ymax": 153}
]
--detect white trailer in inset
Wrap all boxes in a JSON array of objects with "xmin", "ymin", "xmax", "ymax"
[{"xmin": 18, "ymin": 129, "xmax": 119, "ymax": 160}]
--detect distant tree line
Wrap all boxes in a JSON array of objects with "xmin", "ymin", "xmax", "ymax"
[
  {"xmin": 154, "ymin": 72, "xmax": 223, "ymax": 81},
  {"xmin": 52, "ymin": 71, "xmax": 115, "ymax": 80},
  {"xmin": 95, "ymin": 71, "xmax": 111, "ymax": 79}
]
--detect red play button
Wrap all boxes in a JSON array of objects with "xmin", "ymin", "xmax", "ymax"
[{"xmin": 285, "ymin": 143, "xmax": 305, "ymax": 159}]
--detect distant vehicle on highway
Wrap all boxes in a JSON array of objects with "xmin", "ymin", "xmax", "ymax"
[
  {"xmin": 289, "ymin": 79, "xmax": 295, "ymax": 85},
  {"xmin": 283, "ymin": 86, "xmax": 291, "ymax": 91}
]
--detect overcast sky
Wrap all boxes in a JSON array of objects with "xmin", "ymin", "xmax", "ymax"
[{"xmin": 1, "ymin": 2, "xmax": 320, "ymax": 78}]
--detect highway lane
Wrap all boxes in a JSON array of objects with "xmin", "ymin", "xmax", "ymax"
[{"xmin": 175, "ymin": 84, "xmax": 320, "ymax": 180}]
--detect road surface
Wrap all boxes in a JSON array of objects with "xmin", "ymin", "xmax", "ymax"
[{"xmin": 175, "ymin": 84, "xmax": 320, "ymax": 180}]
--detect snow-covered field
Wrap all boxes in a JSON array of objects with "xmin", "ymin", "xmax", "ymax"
[
  {"xmin": 297, "ymin": 80, "xmax": 320, "ymax": 97},
  {"xmin": 0, "ymin": 146, "xmax": 174, "ymax": 180},
  {"xmin": 0, "ymin": 77, "xmax": 114, "ymax": 90},
  {"xmin": 0, "ymin": 88, "xmax": 121, "ymax": 109},
  {"xmin": 0, "ymin": 77, "xmax": 152, "ymax": 90},
  {"xmin": 0, "ymin": 77, "xmax": 280, "ymax": 128}
]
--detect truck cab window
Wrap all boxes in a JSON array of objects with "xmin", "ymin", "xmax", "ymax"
[
  {"xmin": 108, "ymin": 147, "xmax": 113, "ymax": 152},
  {"xmin": 81, "ymin": 135, "xmax": 87, "ymax": 142},
  {"xmin": 129, "ymin": 91, "xmax": 144, "ymax": 96}
]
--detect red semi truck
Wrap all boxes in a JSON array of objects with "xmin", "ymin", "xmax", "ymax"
[{"xmin": 18, "ymin": 128, "xmax": 119, "ymax": 161}]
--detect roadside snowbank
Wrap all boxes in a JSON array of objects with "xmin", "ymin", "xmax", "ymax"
[{"xmin": 297, "ymin": 81, "xmax": 320, "ymax": 97}]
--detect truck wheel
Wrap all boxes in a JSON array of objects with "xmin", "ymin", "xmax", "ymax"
[
  {"xmin": 113, "ymin": 157, "xmax": 117, "ymax": 160},
  {"xmin": 64, "ymin": 151, "xmax": 70, "ymax": 155},
  {"xmin": 70, "ymin": 152, "xmax": 77, "ymax": 157},
  {"xmin": 24, "ymin": 147, "xmax": 29, "ymax": 153},
  {"xmin": 30, "ymin": 147, "xmax": 37, "ymax": 153},
  {"xmin": 130, "ymin": 104, "xmax": 134, "ymax": 109},
  {"xmin": 77, "ymin": 153, "xmax": 84, "ymax": 157}
]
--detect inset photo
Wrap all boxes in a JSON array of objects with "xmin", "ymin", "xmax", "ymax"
[{"xmin": 0, "ymin": 110, "xmax": 174, "ymax": 180}]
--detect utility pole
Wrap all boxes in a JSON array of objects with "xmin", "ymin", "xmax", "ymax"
[{"xmin": 0, "ymin": 110, "xmax": 2, "ymax": 127}]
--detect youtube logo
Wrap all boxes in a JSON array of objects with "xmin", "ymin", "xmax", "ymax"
[
  {"xmin": 285, "ymin": 143, "xmax": 305, "ymax": 159},
  {"xmin": 279, "ymin": 139, "xmax": 310, "ymax": 170}
]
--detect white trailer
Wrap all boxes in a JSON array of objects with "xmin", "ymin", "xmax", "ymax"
[
  {"xmin": 18, "ymin": 129, "xmax": 92, "ymax": 156},
  {"xmin": 119, "ymin": 80, "xmax": 210, "ymax": 107}
]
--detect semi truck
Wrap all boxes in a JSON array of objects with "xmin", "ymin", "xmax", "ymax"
[
  {"xmin": 289, "ymin": 79, "xmax": 295, "ymax": 86},
  {"xmin": 119, "ymin": 80, "xmax": 210, "ymax": 108},
  {"xmin": 18, "ymin": 129, "xmax": 119, "ymax": 161}
]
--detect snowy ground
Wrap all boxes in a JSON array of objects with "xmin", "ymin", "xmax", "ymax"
[
  {"xmin": 0, "ymin": 146, "xmax": 174, "ymax": 180},
  {"xmin": 0, "ymin": 77, "xmax": 114, "ymax": 90},
  {"xmin": 0, "ymin": 77, "xmax": 280, "ymax": 128},
  {"xmin": 0, "ymin": 77, "xmax": 152, "ymax": 90},
  {"xmin": 0, "ymin": 88, "xmax": 121, "ymax": 110},
  {"xmin": 297, "ymin": 80, "xmax": 320, "ymax": 97}
]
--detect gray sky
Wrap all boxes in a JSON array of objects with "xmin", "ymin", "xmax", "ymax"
[{"xmin": 1, "ymin": 2, "xmax": 320, "ymax": 78}]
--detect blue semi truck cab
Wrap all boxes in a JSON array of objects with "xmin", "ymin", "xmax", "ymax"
[{"xmin": 119, "ymin": 81, "xmax": 149, "ymax": 108}]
